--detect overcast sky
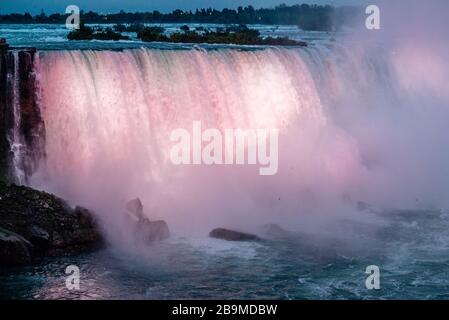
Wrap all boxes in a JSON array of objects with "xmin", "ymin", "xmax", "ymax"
[{"xmin": 0, "ymin": 0, "xmax": 367, "ymax": 14}]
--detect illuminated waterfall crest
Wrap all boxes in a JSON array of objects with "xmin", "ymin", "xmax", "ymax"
[{"xmin": 29, "ymin": 46, "xmax": 449, "ymax": 235}]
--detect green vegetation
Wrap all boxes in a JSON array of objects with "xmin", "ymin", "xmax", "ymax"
[
  {"xmin": 67, "ymin": 23, "xmax": 306, "ymax": 46},
  {"xmin": 67, "ymin": 23, "xmax": 130, "ymax": 41},
  {"xmin": 136, "ymin": 26, "xmax": 168, "ymax": 42},
  {"xmin": 137, "ymin": 24, "xmax": 306, "ymax": 46}
]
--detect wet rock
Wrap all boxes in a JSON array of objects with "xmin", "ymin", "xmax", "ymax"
[
  {"xmin": 69, "ymin": 228, "xmax": 103, "ymax": 246},
  {"xmin": 0, "ymin": 227, "xmax": 33, "ymax": 266},
  {"xmin": 51, "ymin": 231, "xmax": 65, "ymax": 248},
  {"xmin": 74, "ymin": 206, "xmax": 97, "ymax": 228},
  {"xmin": 0, "ymin": 183, "xmax": 104, "ymax": 266},
  {"xmin": 28, "ymin": 225, "xmax": 50, "ymax": 253},
  {"xmin": 126, "ymin": 198, "xmax": 145, "ymax": 221},
  {"xmin": 136, "ymin": 219, "xmax": 170, "ymax": 242},
  {"xmin": 125, "ymin": 198, "xmax": 170, "ymax": 243},
  {"xmin": 209, "ymin": 228, "xmax": 259, "ymax": 242}
]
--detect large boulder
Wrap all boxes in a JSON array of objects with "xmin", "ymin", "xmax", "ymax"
[
  {"xmin": 0, "ymin": 183, "xmax": 103, "ymax": 266},
  {"xmin": 125, "ymin": 198, "xmax": 145, "ymax": 221},
  {"xmin": 136, "ymin": 219, "xmax": 170, "ymax": 242},
  {"xmin": 124, "ymin": 198, "xmax": 170, "ymax": 243},
  {"xmin": 209, "ymin": 228, "xmax": 259, "ymax": 242}
]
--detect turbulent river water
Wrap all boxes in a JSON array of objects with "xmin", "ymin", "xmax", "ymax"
[{"xmin": 2, "ymin": 209, "xmax": 449, "ymax": 300}]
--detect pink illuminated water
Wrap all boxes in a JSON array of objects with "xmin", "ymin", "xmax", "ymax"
[{"xmin": 29, "ymin": 45, "xmax": 449, "ymax": 246}]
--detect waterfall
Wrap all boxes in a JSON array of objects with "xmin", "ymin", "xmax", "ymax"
[
  {"xmin": 28, "ymin": 46, "xmax": 449, "ymax": 233},
  {"xmin": 0, "ymin": 49, "xmax": 43, "ymax": 184},
  {"xmin": 8, "ymin": 51, "xmax": 26, "ymax": 184}
]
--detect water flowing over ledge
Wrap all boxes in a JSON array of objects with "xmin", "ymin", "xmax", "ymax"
[
  {"xmin": 0, "ymin": 48, "xmax": 45, "ymax": 184},
  {"xmin": 1, "ymin": 40, "xmax": 449, "ymax": 299},
  {"xmin": 2, "ymin": 44, "xmax": 449, "ymax": 226}
]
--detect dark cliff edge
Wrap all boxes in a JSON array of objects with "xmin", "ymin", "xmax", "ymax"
[
  {"xmin": 0, "ymin": 43, "xmax": 104, "ymax": 267},
  {"xmin": 0, "ymin": 46, "xmax": 11, "ymax": 181},
  {"xmin": 0, "ymin": 46, "xmax": 45, "ymax": 183}
]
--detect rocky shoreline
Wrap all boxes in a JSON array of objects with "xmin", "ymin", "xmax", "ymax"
[{"xmin": 0, "ymin": 181, "xmax": 103, "ymax": 267}]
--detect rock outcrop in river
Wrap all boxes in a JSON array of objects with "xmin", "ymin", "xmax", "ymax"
[
  {"xmin": 125, "ymin": 198, "xmax": 170, "ymax": 243},
  {"xmin": 209, "ymin": 228, "xmax": 259, "ymax": 241},
  {"xmin": 0, "ymin": 181, "xmax": 103, "ymax": 267}
]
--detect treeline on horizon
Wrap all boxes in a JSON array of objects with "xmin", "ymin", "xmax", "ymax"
[{"xmin": 0, "ymin": 4, "xmax": 362, "ymax": 31}]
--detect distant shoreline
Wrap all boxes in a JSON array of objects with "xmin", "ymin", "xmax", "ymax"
[{"xmin": 0, "ymin": 4, "xmax": 361, "ymax": 32}]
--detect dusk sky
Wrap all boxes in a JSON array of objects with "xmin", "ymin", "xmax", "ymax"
[{"xmin": 0, "ymin": 0, "xmax": 367, "ymax": 14}]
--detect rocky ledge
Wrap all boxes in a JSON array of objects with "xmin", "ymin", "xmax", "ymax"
[{"xmin": 0, "ymin": 181, "xmax": 103, "ymax": 267}]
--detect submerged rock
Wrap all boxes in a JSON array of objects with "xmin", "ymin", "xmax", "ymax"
[
  {"xmin": 0, "ymin": 183, "xmax": 103, "ymax": 266},
  {"xmin": 260, "ymin": 224, "xmax": 288, "ymax": 236},
  {"xmin": 209, "ymin": 228, "xmax": 259, "ymax": 242},
  {"xmin": 356, "ymin": 201, "xmax": 379, "ymax": 213}
]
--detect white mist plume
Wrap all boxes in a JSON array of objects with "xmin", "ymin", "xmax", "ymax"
[
  {"xmin": 29, "ymin": 2, "xmax": 449, "ymax": 251},
  {"xmin": 334, "ymin": 0, "xmax": 449, "ymax": 208}
]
